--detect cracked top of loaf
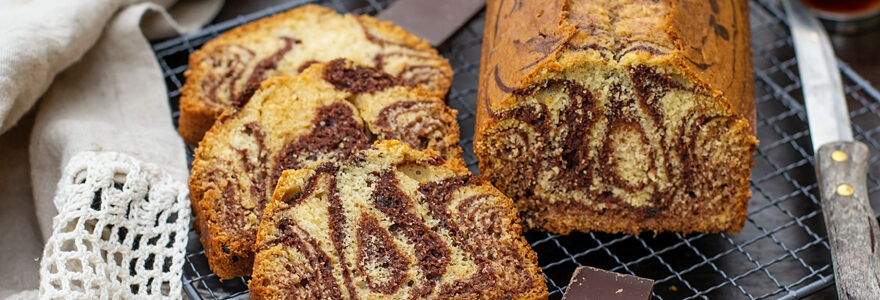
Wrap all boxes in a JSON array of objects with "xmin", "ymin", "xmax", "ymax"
[{"xmin": 477, "ymin": 0, "xmax": 754, "ymax": 133}]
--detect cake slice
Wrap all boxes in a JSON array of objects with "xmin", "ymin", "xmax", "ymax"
[
  {"xmin": 249, "ymin": 140, "xmax": 547, "ymax": 299},
  {"xmin": 179, "ymin": 4, "xmax": 453, "ymax": 145},
  {"xmin": 474, "ymin": 0, "xmax": 758, "ymax": 234},
  {"xmin": 189, "ymin": 59, "xmax": 461, "ymax": 279}
]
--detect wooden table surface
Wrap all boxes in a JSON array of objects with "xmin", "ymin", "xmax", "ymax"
[{"xmin": 207, "ymin": 1, "xmax": 876, "ymax": 299}]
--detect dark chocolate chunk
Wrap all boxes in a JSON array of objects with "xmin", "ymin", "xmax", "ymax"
[{"xmin": 562, "ymin": 266, "xmax": 654, "ymax": 300}]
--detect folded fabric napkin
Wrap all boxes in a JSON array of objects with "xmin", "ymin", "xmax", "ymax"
[{"xmin": 0, "ymin": 0, "xmax": 222, "ymax": 298}]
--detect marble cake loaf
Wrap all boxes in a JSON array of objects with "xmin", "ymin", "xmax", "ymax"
[
  {"xmin": 249, "ymin": 140, "xmax": 547, "ymax": 299},
  {"xmin": 475, "ymin": 0, "xmax": 758, "ymax": 234},
  {"xmin": 189, "ymin": 59, "xmax": 462, "ymax": 279},
  {"xmin": 178, "ymin": 4, "xmax": 453, "ymax": 145}
]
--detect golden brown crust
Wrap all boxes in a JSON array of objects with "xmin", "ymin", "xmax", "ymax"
[
  {"xmin": 189, "ymin": 162, "xmax": 256, "ymax": 277},
  {"xmin": 477, "ymin": 0, "xmax": 754, "ymax": 132},
  {"xmin": 178, "ymin": 4, "xmax": 453, "ymax": 145},
  {"xmin": 188, "ymin": 107, "xmax": 259, "ymax": 278},
  {"xmin": 669, "ymin": 0, "xmax": 756, "ymax": 131},
  {"xmin": 475, "ymin": 0, "xmax": 757, "ymax": 235},
  {"xmin": 190, "ymin": 60, "xmax": 463, "ymax": 279},
  {"xmin": 178, "ymin": 84, "xmax": 219, "ymax": 147},
  {"xmin": 249, "ymin": 140, "xmax": 547, "ymax": 299}
]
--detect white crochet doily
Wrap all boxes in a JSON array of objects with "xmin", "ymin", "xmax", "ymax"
[{"xmin": 39, "ymin": 152, "xmax": 189, "ymax": 299}]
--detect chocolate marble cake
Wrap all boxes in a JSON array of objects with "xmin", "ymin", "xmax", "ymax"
[
  {"xmin": 249, "ymin": 140, "xmax": 547, "ymax": 299},
  {"xmin": 475, "ymin": 0, "xmax": 758, "ymax": 234},
  {"xmin": 178, "ymin": 4, "xmax": 453, "ymax": 145},
  {"xmin": 189, "ymin": 59, "xmax": 461, "ymax": 279}
]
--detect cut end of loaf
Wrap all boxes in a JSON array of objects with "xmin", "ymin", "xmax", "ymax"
[
  {"xmin": 476, "ymin": 58, "xmax": 756, "ymax": 234},
  {"xmin": 476, "ymin": 0, "xmax": 756, "ymax": 235}
]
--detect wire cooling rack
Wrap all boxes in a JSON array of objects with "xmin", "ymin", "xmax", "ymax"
[{"xmin": 152, "ymin": 0, "xmax": 880, "ymax": 299}]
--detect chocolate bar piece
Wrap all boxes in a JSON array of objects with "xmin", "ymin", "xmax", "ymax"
[{"xmin": 562, "ymin": 266, "xmax": 654, "ymax": 300}]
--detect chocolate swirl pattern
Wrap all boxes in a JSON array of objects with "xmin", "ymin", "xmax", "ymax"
[
  {"xmin": 189, "ymin": 60, "xmax": 463, "ymax": 279},
  {"xmin": 178, "ymin": 4, "xmax": 453, "ymax": 145},
  {"xmin": 476, "ymin": 0, "xmax": 757, "ymax": 235},
  {"xmin": 197, "ymin": 36, "xmax": 298, "ymax": 110},
  {"xmin": 479, "ymin": 103, "xmax": 548, "ymax": 200},
  {"xmin": 374, "ymin": 101, "xmax": 460, "ymax": 155},
  {"xmin": 199, "ymin": 44, "xmax": 255, "ymax": 108},
  {"xmin": 249, "ymin": 141, "xmax": 546, "ymax": 299},
  {"xmin": 355, "ymin": 213, "xmax": 410, "ymax": 294},
  {"xmin": 270, "ymin": 102, "xmax": 370, "ymax": 190}
]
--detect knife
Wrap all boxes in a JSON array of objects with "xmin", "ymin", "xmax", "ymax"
[
  {"xmin": 784, "ymin": 0, "xmax": 880, "ymax": 298},
  {"xmin": 377, "ymin": 0, "xmax": 485, "ymax": 46}
]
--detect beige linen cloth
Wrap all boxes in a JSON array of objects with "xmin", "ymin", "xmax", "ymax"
[{"xmin": 0, "ymin": 0, "xmax": 222, "ymax": 298}]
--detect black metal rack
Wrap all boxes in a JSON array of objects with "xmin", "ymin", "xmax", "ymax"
[{"xmin": 152, "ymin": 0, "xmax": 880, "ymax": 298}]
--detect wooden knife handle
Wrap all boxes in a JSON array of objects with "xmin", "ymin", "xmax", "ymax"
[{"xmin": 816, "ymin": 141, "xmax": 880, "ymax": 299}]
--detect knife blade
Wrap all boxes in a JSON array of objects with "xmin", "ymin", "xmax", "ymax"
[
  {"xmin": 377, "ymin": 0, "xmax": 485, "ymax": 46},
  {"xmin": 785, "ymin": 0, "xmax": 852, "ymax": 152},
  {"xmin": 784, "ymin": 0, "xmax": 880, "ymax": 299}
]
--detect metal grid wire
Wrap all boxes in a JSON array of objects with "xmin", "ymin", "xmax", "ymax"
[{"xmin": 151, "ymin": 0, "xmax": 880, "ymax": 299}]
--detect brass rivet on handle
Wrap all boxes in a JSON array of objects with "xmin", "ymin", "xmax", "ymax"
[
  {"xmin": 831, "ymin": 150, "xmax": 848, "ymax": 162},
  {"xmin": 837, "ymin": 184, "xmax": 854, "ymax": 196}
]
